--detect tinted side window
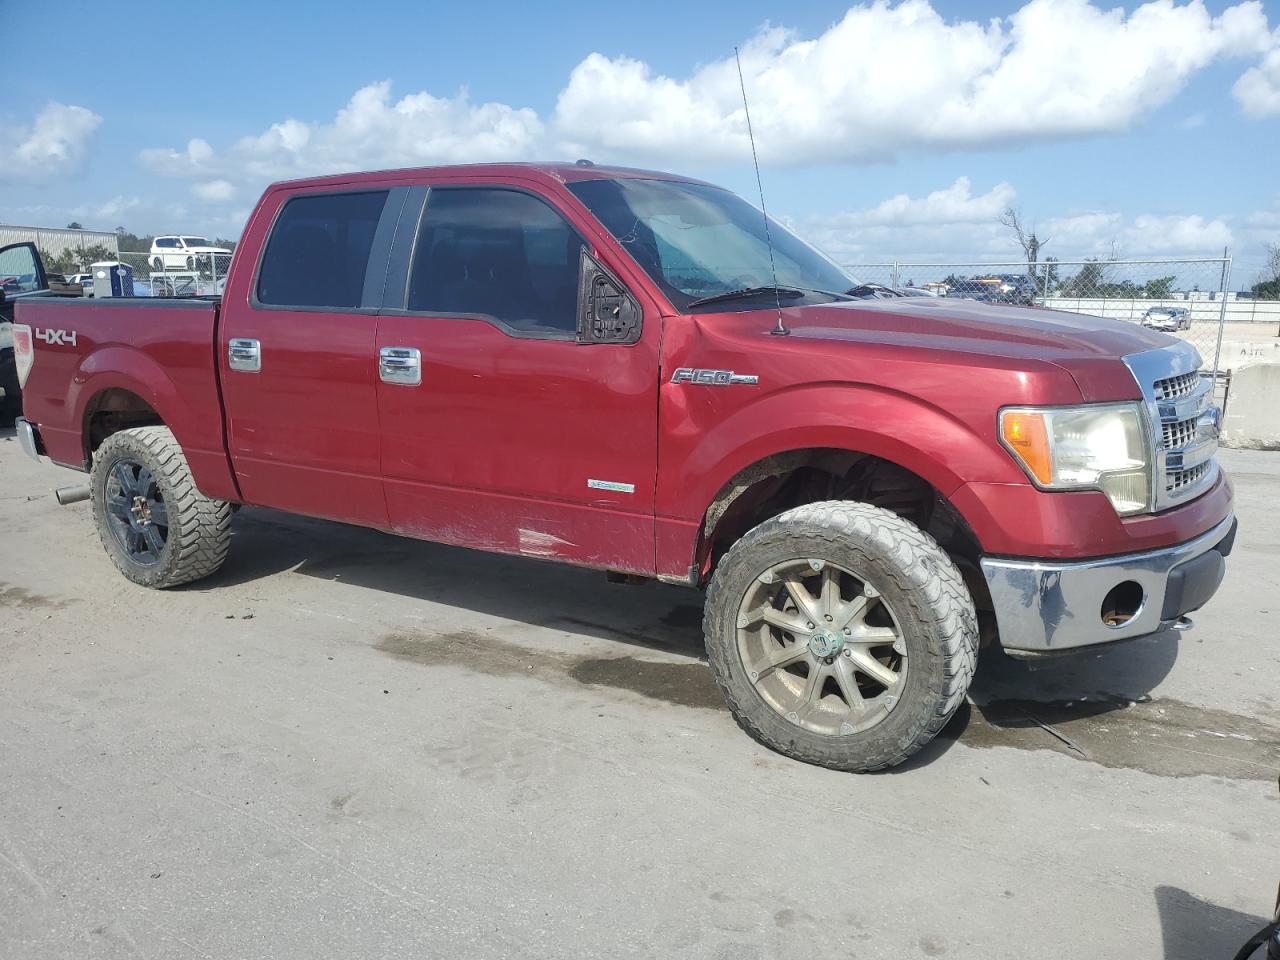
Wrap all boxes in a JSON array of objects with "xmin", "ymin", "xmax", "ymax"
[
  {"xmin": 257, "ymin": 190, "xmax": 389, "ymax": 308},
  {"xmin": 407, "ymin": 188, "xmax": 583, "ymax": 335}
]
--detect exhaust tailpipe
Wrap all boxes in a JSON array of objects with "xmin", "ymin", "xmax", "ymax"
[{"xmin": 55, "ymin": 485, "xmax": 90, "ymax": 506}]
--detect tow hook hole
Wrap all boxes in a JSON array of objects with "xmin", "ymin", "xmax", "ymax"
[{"xmin": 1101, "ymin": 580, "xmax": 1144, "ymax": 627}]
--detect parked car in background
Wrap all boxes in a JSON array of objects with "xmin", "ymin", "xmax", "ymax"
[
  {"xmin": 0, "ymin": 242, "xmax": 52, "ymax": 421},
  {"xmin": 149, "ymin": 236, "xmax": 231, "ymax": 272},
  {"xmin": 65, "ymin": 273, "xmax": 95, "ymax": 296},
  {"xmin": 846, "ymin": 283, "xmax": 933, "ymax": 300},
  {"xmin": 1141, "ymin": 306, "xmax": 1191, "ymax": 331}
]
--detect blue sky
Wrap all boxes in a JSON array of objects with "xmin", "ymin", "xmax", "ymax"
[{"xmin": 2, "ymin": 0, "xmax": 1278, "ymax": 279}]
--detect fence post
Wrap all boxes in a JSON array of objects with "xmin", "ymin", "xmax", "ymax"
[{"xmin": 1211, "ymin": 252, "xmax": 1231, "ymax": 379}]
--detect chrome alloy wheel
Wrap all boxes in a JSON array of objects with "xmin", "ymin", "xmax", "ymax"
[{"xmin": 735, "ymin": 558, "xmax": 907, "ymax": 736}]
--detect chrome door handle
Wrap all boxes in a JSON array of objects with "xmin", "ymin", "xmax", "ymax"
[
  {"xmin": 228, "ymin": 337, "xmax": 260, "ymax": 372},
  {"xmin": 379, "ymin": 346, "xmax": 421, "ymax": 386}
]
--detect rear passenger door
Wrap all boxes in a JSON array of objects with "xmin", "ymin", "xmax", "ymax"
[
  {"xmin": 374, "ymin": 182, "xmax": 661, "ymax": 573},
  {"xmin": 218, "ymin": 187, "xmax": 402, "ymax": 527}
]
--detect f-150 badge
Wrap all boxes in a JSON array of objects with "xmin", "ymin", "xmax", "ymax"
[
  {"xmin": 670, "ymin": 368, "xmax": 758, "ymax": 386},
  {"xmin": 35, "ymin": 327, "xmax": 78, "ymax": 347}
]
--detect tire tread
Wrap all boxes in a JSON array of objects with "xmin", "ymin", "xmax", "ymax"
[{"xmin": 703, "ymin": 500, "xmax": 978, "ymax": 772}]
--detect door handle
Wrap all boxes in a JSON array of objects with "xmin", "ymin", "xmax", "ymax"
[
  {"xmin": 228, "ymin": 338, "xmax": 260, "ymax": 372},
  {"xmin": 379, "ymin": 346, "xmax": 421, "ymax": 386}
]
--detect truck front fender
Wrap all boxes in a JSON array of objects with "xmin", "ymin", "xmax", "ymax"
[{"xmin": 661, "ymin": 381, "xmax": 1027, "ymax": 523}]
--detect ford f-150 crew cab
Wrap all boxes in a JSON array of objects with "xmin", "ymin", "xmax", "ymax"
[{"xmin": 11, "ymin": 162, "xmax": 1236, "ymax": 772}]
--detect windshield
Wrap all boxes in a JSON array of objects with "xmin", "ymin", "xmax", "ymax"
[
  {"xmin": 568, "ymin": 178, "xmax": 854, "ymax": 310},
  {"xmin": 183, "ymin": 237, "xmax": 211, "ymax": 247}
]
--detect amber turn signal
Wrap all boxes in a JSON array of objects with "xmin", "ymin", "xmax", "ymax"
[{"xmin": 1000, "ymin": 410, "xmax": 1053, "ymax": 485}]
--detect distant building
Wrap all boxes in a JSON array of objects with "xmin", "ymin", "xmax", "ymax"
[{"xmin": 0, "ymin": 223, "xmax": 119, "ymax": 259}]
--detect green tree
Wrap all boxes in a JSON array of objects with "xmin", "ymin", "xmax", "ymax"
[
  {"xmin": 1059, "ymin": 260, "xmax": 1103, "ymax": 298},
  {"xmin": 39, "ymin": 243, "xmax": 117, "ymax": 275},
  {"xmin": 1253, "ymin": 277, "xmax": 1280, "ymax": 300},
  {"xmin": 1141, "ymin": 276, "xmax": 1176, "ymax": 299}
]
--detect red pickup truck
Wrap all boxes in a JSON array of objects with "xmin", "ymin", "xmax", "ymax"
[{"xmin": 11, "ymin": 162, "xmax": 1235, "ymax": 771}]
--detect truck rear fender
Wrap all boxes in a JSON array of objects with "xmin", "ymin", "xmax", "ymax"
[{"xmin": 70, "ymin": 346, "xmax": 239, "ymax": 501}]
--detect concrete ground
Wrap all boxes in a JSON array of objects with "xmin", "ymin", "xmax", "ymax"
[{"xmin": 1, "ymin": 428, "xmax": 1277, "ymax": 960}]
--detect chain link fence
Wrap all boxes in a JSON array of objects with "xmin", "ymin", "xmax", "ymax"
[
  {"xmin": 110, "ymin": 251, "xmax": 233, "ymax": 297},
  {"xmin": 842, "ymin": 258, "xmax": 1280, "ymax": 388}
]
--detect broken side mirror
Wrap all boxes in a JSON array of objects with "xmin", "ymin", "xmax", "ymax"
[{"xmin": 577, "ymin": 249, "xmax": 641, "ymax": 345}]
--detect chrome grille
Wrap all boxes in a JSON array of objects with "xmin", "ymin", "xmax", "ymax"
[
  {"xmin": 1123, "ymin": 343, "xmax": 1219, "ymax": 512},
  {"xmin": 1162, "ymin": 417, "xmax": 1198, "ymax": 450},
  {"xmin": 1167, "ymin": 461, "xmax": 1211, "ymax": 493},
  {"xmin": 1153, "ymin": 372, "xmax": 1199, "ymax": 401}
]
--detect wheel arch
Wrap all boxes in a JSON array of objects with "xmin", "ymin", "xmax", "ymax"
[
  {"xmin": 70, "ymin": 348, "xmax": 197, "ymax": 465},
  {"xmin": 83, "ymin": 386, "xmax": 165, "ymax": 460},
  {"xmin": 687, "ymin": 444, "xmax": 996, "ymax": 645}
]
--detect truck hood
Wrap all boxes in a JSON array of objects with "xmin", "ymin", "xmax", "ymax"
[{"xmin": 779, "ymin": 297, "xmax": 1180, "ymax": 402}]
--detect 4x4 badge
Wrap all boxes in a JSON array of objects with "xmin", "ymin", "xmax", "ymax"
[
  {"xmin": 670, "ymin": 368, "xmax": 758, "ymax": 386},
  {"xmin": 35, "ymin": 327, "xmax": 78, "ymax": 347}
]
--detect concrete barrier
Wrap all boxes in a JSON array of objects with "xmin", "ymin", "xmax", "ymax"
[{"xmin": 1222, "ymin": 362, "xmax": 1280, "ymax": 450}]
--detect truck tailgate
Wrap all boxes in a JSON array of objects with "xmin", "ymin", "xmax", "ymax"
[{"xmin": 16, "ymin": 297, "xmax": 236, "ymax": 500}]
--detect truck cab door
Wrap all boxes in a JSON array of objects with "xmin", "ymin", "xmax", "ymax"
[
  {"xmin": 373, "ymin": 183, "xmax": 661, "ymax": 573},
  {"xmin": 217, "ymin": 187, "xmax": 405, "ymax": 528}
]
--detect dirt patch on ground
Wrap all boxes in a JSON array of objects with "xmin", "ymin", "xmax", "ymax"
[
  {"xmin": 379, "ymin": 630, "xmax": 1280, "ymax": 780},
  {"xmin": 946, "ymin": 694, "xmax": 1280, "ymax": 781}
]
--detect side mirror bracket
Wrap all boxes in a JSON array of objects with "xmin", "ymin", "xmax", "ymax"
[{"xmin": 576, "ymin": 249, "xmax": 641, "ymax": 345}]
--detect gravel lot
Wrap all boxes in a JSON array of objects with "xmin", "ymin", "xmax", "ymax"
[{"xmin": 2, "ymin": 426, "xmax": 1278, "ymax": 959}]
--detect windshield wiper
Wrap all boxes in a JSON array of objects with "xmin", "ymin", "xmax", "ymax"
[{"xmin": 686, "ymin": 285, "xmax": 807, "ymax": 309}]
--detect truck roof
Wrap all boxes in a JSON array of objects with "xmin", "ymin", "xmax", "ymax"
[{"xmin": 266, "ymin": 161, "xmax": 714, "ymax": 192}]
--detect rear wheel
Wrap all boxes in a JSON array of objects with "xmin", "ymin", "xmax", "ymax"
[
  {"xmin": 704, "ymin": 501, "xmax": 978, "ymax": 772},
  {"xmin": 90, "ymin": 426, "xmax": 232, "ymax": 588}
]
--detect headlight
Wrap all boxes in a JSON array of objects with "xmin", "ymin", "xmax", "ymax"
[{"xmin": 1000, "ymin": 403, "xmax": 1150, "ymax": 515}]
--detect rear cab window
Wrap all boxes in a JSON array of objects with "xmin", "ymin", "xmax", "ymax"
[{"xmin": 256, "ymin": 190, "xmax": 390, "ymax": 309}]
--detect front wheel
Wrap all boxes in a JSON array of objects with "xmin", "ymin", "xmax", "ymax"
[
  {"xmin": 704, "ymin": 501, "xmax": 978, "ymax": 772},
  {"xmin": 151, "ymin": 256, "xmax": 163, "ymax": 271},
  {"xmin": 90, "ymin": 426, "xmax": 232, "ymax": 588}
]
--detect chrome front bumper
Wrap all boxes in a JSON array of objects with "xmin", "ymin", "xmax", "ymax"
[
  {"xmin": 980, "ymin": 514, "xmax": 1236, "ymax": 654},
  {"xmin": 15, "ymin": 417, "xmax": 41, "ymax": 462}
]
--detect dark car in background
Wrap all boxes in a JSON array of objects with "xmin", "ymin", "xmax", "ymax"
[
  {"xmin": 0, "ymin": 242, "xmax": 51, "ymax": 422},
  {"xmin": 947, "ymin": 273, "xmax": 1037, "ymax": 305}
]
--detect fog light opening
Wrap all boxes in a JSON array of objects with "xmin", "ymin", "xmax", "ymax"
[{"xmin": 1101, "ymin": 580, "xmax": 1145, "ymax": 628}]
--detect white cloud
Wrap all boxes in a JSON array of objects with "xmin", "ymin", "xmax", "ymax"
[
  {"xmin": 791, "ymin": 178, "xmax": 1234, "ymax": 265},
  {"xmin": 83, "ymin": 195, "xmax": 142, "ymax": 221},
  {"xmin": 1233, "ymin": 46, "xmax": 1280, "ymax": 116},
  {"xmin": 853, "ymin": 177, "xmax": 1016, "ymax": 227},
  {"xmin": 140, "ymin": 1, "xmax": 1280, "ymax": 191},
  {"xmin": 795, "ymin": 178, "xmax": 1022, "ymax": 262},
  {"xmin": 192, "ymin": 179, "xmax": 235, "ymax": 202},
  {"xmin": 554, "ymin": 0, "xmax": 1277, "ymax": 165},
  {"xmin": 0, "ymin": 102, "xmax": 101, "ymax": 183},
  {"xmin": 142, "ymin": 81, "xmax": 542, "ymax": 182},
  {"xmin": 1121, "ymin": 214, "xmax": 1233, "ymax": 253}
]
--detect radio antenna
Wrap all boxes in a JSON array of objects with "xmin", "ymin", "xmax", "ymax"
[{"xmin": 734, "ymin": 46, "xmax": 789, "ymax": 336}]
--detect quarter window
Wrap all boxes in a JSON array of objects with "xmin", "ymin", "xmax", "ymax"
[
  {"xmin": 407, "ymin": 188, "xmax": 583, "ymax": 335},
  {"xmin": 257, "ymin": 190, "xmax": 389, "ymax": 309}
]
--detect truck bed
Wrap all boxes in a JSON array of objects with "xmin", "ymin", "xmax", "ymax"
[{"xmin": 15, "ymin": 297, "xmax": 238, "ymax": 500}]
